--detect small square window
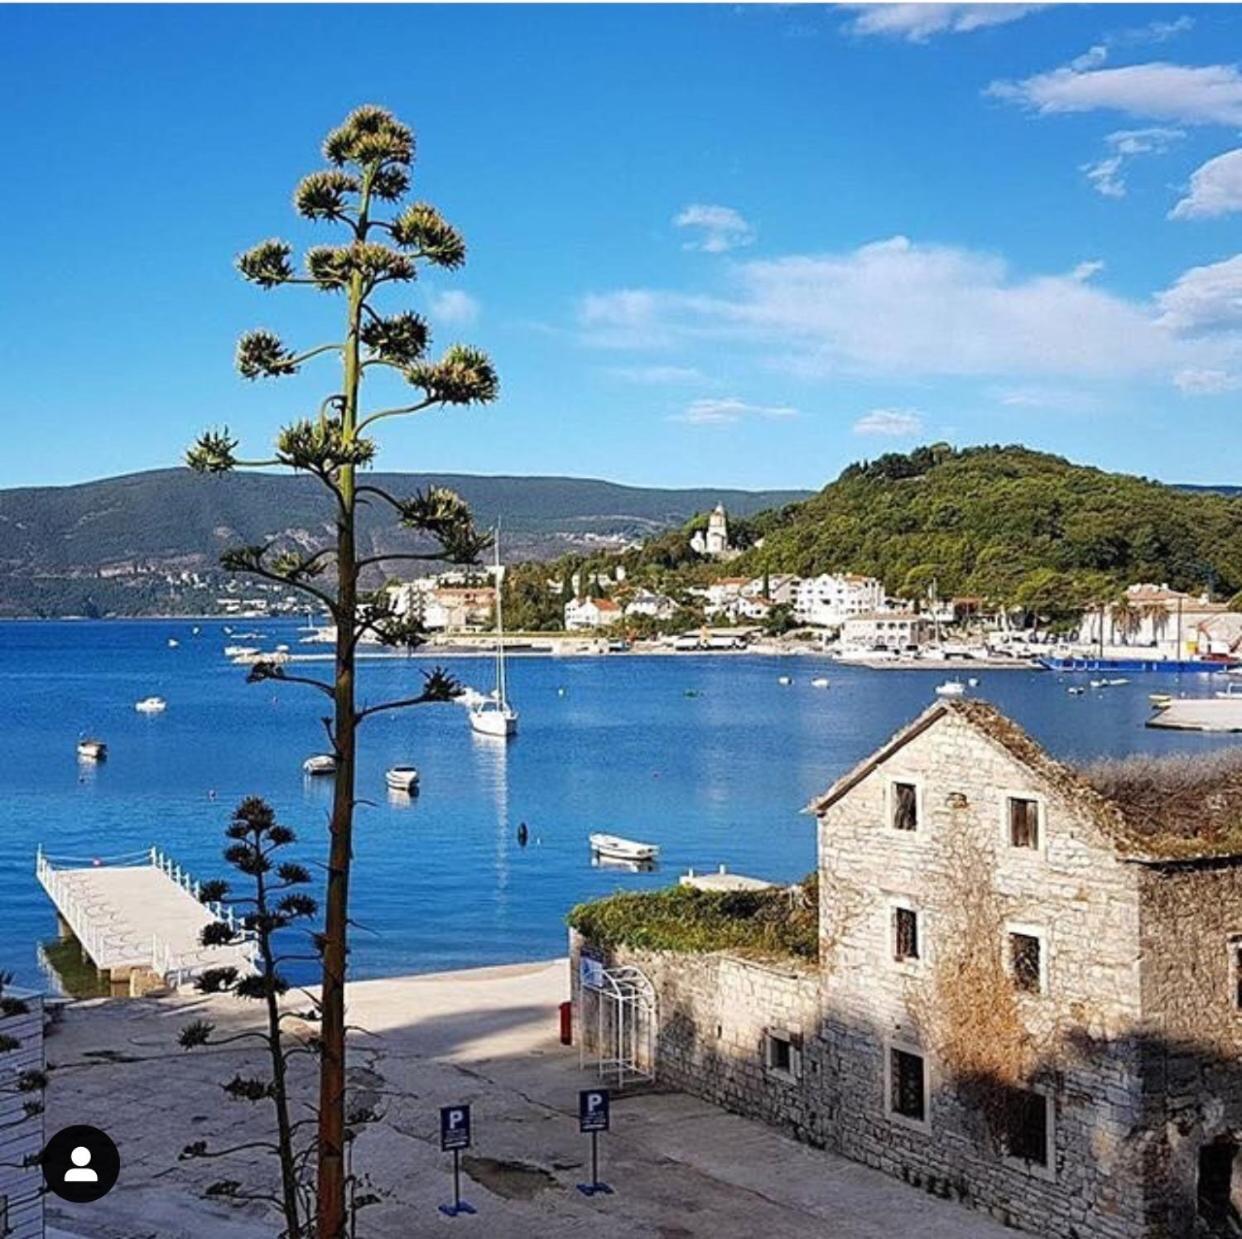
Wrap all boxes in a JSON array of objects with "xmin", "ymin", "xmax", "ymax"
[
  {"xmin": 892, "ymin": 782, "xmax": 919, "ymax": 832},
  {"xmin": 1009, "ymin": 797, "xmax": 1040, "ymax": 849},
  {"xmin": 1231, "ymin": 937, "xmax": 1242, "ymax": 1010},
  {"xmin": 894, "ymin": 906, "xmax": 920, "ymax": 962},
  {"xmin": 765, "ymin": 1030, "xmax": 799, "ymax": 1078},
  {"xmin": 889, "ymin": 1047, "xmax": 926, "ymax": 1122},
  {"xmin": 1004, "ymin": 1088, "xmax": 1049, "ymax": 1167},
  {"xmin": 1010, "ymin": 932, "xmax": 1043, "ymax": 994}
]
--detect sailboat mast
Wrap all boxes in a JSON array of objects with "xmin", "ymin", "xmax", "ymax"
[{"xmin": 494, "ymin": 528, "xmax": 507, "ymax": 708}]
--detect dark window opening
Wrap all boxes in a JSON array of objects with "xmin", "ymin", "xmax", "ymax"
[
  {"xmin": 1198, "ymin": 1137, "xmax": 1241, "ymax": 1231},
  {"xmin": 767, "ymin": 1032, "xmax": 793, "ymax": 1074},
  {"xmin": 892, "ymin": 782, "xmax": 918, "ymax": 832},
  {"xmin": 894, "ymin": 906, "xmax": 920, "ymax": 962},
  {"xmin": 1009, "ymin": 797, "xmax": 1040, "ymax": 849},
  {"xmin": 1233, "ymin": 942, "xmax": 1242, "ymax": 1011},
  {"xmin": 1010, "ymin": 932, "xmax": 1042, "ymax": 994},
  {"xmin": 890, "ymin": 1048, "xmax": 925, "ymax": 1122},
  {"xmin": 1004, "ymin": 1089, "xmax": 1049, "ymax": 1167}
]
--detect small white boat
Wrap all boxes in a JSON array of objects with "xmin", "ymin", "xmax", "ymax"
[
  {"xmin": 192, "ymin": 626, "xmax": 200, "ymax": 635},
  {"xmin": 934, "ymin": 680, "xmax": 966, "ymax": 697},
  {"xmin": 589, "ymin": 833, "xmax": 660, "ymax": 863},
  {"xmin": 303, "ymin": 754, "xmax": 337, "ymax": 776},
  {"xmin": 810, "ymin": 677, "xmax": 830, "ymax": 689},
  {"xmin": 1089, "ymin": 679, "xmax": 1107, "ymax": 689},
  {"xmin": 967, "ymin": 677, "xmax": 980, "ymax": 687},
  {"xmin": 1068, "ymin": 686, "xmax": 1086, "ymax": 696},
  {"xmin": 1106, "ymin": 677, "xmax": 1129, "ymax": 686},
  {"xmin": 468, "ymin": 532, "xmax": 519, "ymax": 739},
  {"xmin": 77, "ymin": 738, "xmax": 107, "ymax": 761},
  {"xmin": 1150, "ymin": 693, "xmax": 1173, "ymax": 708},
  {"xmin": 167, "ymin": 638, "xmax": 179, "ymax": 648},
  {"xmin": 224, "ymin": 645, "xmax": 259, "ymax": 658},
  {"xmin": 1215, "ymin": 682, "xmax": 1242, "ymax": 699},
  {"xmin": 134, "ymin": 696, "xmax": 167, "ymax": 714},
  {"xmin": 275, "ymin": 643, "xmax": 290, "ymax": 653},
  {"xmin": 385, "ymin": 766, "xmax": 420, "ymax": 793},
  {"xmin": 777, "ymin": 675, "xmax": 793, "ymax": 686}
]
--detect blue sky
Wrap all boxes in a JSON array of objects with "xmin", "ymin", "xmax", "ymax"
[{"xmin": 4, "ymin": 3, "xmax": 1242, "ymax": 491}]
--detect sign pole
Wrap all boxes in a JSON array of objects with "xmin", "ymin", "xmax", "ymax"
[
  {"xmin": 438, "ymin": 1104, "xmax": 477, "ymax": 1217},
  {"xmin": 576, "ymin": 1088, "xmax": 614, "ymax": 1197}
]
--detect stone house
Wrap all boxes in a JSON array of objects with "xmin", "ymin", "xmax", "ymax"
[{"xmin": 573, "ymin": 699, "xmax": 1242, "ymax": 1238}]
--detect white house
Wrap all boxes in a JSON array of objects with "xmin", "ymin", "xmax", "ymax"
[
  {"xmin": 794, "ymin": 574, "xmax": 885, "ymax": 628},
  {"xmin": 841, "ymin": 610, "xmax": 932, "ymax": 651},
  {"xmin": 565, "ymin": 597, "xmax": 623, "ymax": 631},
  {"xmin": 624, "ymin": 589, "xmax": 679, "ymax": 621}
]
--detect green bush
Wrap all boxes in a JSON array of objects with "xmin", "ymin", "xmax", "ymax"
[{"xmin": 567, "ymin": 873, "xmax": 818, "ymax": 962}]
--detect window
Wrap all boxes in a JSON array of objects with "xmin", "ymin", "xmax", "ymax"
[
  {"xmin": 1231, "ymin": 936, "xmax": 1242, "ymax": 1010},
  {"xmin": 894, "ymin": 906, "xmax": 920, "ymax": 962},
  {"xmin": 1004, "ymin": 1088, "xmax": 1050, "ymax": 1168},
  {"xmin": 1010, "ymin": 932, "xmax": 1043, "ymax": 994},
  {"xmin": 892, "ymin": 781, "xmax": 919, "ymax": 832},
  {"xmin": 765, "ymin": 1029, "xmax": 800, "ymax": 1078},
  {"xmin": 1008, "ymin": 797, "xmax": 1040, "ymax": 850},
  {"xmin": 888, "ymin": 1047, "xmax": 926, "ymax": 1123}
]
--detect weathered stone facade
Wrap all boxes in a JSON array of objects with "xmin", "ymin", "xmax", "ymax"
[
  {"xmin": 0, "ymin": 987, "xmax": 44, "ymax": 1239},
  {"xmin": 573, "ymin": 700, "xmax": 1242, "ymax": 1238}
]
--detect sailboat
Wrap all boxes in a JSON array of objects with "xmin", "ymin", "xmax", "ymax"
[{"xmin": 469, "ymin": 531, "xmax": 519, "ymax": 739}]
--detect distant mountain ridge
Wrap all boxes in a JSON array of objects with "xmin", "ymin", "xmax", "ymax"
[{"xmin": 0, "ymin": 468, "xmax": 809, "ymax": 616}]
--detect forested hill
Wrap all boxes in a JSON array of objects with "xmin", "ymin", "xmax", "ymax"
[
  {"xmin": 742, "ymin": 445, "xmax": 1242, "ymax": 612},
  {"xmin": 0, "ymin": 468, "xmax": 807, "ymax": 616}
]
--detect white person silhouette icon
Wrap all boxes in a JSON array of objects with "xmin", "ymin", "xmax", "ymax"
[{"xmin": 64, "ymin": 1145, "xmax": 99, "ymax": 1183}]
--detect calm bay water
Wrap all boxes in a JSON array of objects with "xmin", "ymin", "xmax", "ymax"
[{"xmin": 3, "ymin": 620, "xmax": 1239, "ymax": 989}]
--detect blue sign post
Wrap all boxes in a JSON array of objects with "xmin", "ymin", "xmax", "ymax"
[
  {"xmin": 438, "ymin": 1104, "xmax": 476, "ymax": 1217},
  {"xmin": 576, "ymin": 1088, "xmax": 613, "ymax": 1196}
]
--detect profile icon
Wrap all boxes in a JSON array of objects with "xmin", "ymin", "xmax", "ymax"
[
  {"xmin": 64, "ymin": 1145, "xmax": 98, "ymax": 1183},
  {"xmin": 41, "ymin": 1124, "xmax": 119, "ymax": 1203}
]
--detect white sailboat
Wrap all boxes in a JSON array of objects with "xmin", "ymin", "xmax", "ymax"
[{"xmin": 469, "ymin": 531, "xmax": 518, "ymax": 739}]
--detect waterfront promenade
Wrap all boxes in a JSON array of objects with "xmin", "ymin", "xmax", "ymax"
[{"xmin": 44, "ymin": 959, "xmax": 1007, "ymax": 1238}]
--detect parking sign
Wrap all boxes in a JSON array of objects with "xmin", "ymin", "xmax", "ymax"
[
  {"xmin": 440, "ymin": 1104, "xmax": 472, "ymax": 1152},
  {"xmin": 578, "ymin": 1088, "xmax": 610, "ymax": 1133}
]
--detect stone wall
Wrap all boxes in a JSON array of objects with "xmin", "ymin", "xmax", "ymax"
[
  {"xmin": 816, "ymin": 710, "xmax": 1150, "ymax": 1239},
  {"xmin": 569, "ymin": 931, "xmax": 822, "ymax": 1143},
  {"xmin": 0, "ymin": 988, "xmax": 44, "ymax": 1239}
]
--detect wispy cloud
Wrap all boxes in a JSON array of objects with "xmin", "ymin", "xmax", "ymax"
[
  {"xmin": 674, "ymin": 397, "xmax": 798, "ymax": 426},
  {"xmin": 853, "ymin": 408, "xmax": 923, "ymax": 437},
  {"xmin": 674, "ymin": 204, "xmax": 756, "ymax": 253},
  {"xmin": 839, "ymin": 3, "xmax": 1042, "ymax": 42},
  {"xmin": 1174, "ymin": 367, "xmax": 1242, "ymax": 395},
  {"xmin": 1170, "ymin": 148, "xmax": 1242, "ymax": 219},
  {"xmin": 1080, "ymin": 127, "xmax": 1184, "ymax": 198},
  {"xmin": 429, "ymin": 290, "xmax": 480, "ymax": 325},
  {"xmin": 606, "ymin": 364, "xmax": 708, "ymax": 385},
  {"xmin": 989, "ymin": 60, "xmax": 1242, "ymax": 127},
  {"xmin": 1157, "ymin": 255, "xmax": 1242, "ymax": 332}
]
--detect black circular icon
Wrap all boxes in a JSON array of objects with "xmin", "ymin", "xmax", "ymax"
[{"xmin": 41, "ymin": 1124, "xmax": 119, "ymax": 1203}]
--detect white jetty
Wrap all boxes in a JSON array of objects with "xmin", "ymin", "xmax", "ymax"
[{"xmin": 35, "ymin": 846, "xmax": 256, "ymax": 994}]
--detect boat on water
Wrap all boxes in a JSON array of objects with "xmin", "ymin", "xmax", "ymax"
[
  {"xmin": 777, "ymin": 675, "xmax": 793, "ymax": 686},
  {"xmin": 1067, "ymin": 686, "xmax": 1086, "ymax": 696},
  {"xmin": 134, "ymin": 696, "xmax": 166, "ymax": 713},
  {"xmin": 811, "ymin": 677, "xmax": 830, "ymax": 688},
  {"xmin": 224, "ymin": 645, "xmax": 260, "ymax": 658},
  {"xmin": 1038, "ymin": 655, "xmax": 1238, "ymax": 674},
  {"xmin": 469, "ymin": 532, "xmax": 518, "ymax": 739},
  {"xmin": 76, "ymin": 739, "xmax": 106, "ymax": 761},
  {"xmin": 1150, "ymin": 693, "xmax": 1173, "ymax": 708},
  {"xmin": 935, "ymin": 680, "xmax": 966, "ymax": 697},
  {"xmin": 302, "ymin": 754, "xmax": 337, "ymax": 776},
  {"xmin": 167, "ymin": 638, "xmax": 179, "ymax": 648},
  {"xmin": 385, "ymin": 766, "xmax": 420, "ymax": 793},
  {"xmin": 1215, "ymin": 682, "xmax": 1242, "ymax": 699},
  {"xmin": 589, "ymin": 833, "xmax": 660, "ymax": 863}
]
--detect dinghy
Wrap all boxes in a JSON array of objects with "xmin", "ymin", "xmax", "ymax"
[{"xmin": 589, "ymin": 833, "xmax": 660, "ymax": 863}]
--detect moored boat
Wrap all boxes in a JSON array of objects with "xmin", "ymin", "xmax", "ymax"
[
  {"xmin": 385, "ymin": 766, "xmax": 420, "ymax": 793},
  {"xmin": 135, "ymin": 696, "xmax": 167, "ymax": 713},
  {"xmin": 77, "ymin": 738, "xmax": 107, "ymax": 761},
  {"xmin": 777, "ymin": 675, "xmax": 792, "ymax": 686},
  {"xmin": 810, "ymin": 677, "xmax": 830, "ymax": 688},
  {"xmin": 935, "ymin": 680, "xmax": 966, "ymax": 697},
  {"xmin": 302, "ymin": 754, "xmax": 337, "ymax": 776},
  {"xmin": 588, "ymin": 833, "xmax": 660, "ymax": 863},
  {"xmin": 469, "ymin": 531, "xmax": 519, "ymax": 740}
]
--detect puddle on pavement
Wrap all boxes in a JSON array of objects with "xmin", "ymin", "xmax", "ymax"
[{"xmin": 462, "ymin": 1155, "xmax": 559, "ymax": 1200}]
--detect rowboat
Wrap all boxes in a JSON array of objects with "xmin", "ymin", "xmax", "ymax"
[
  {"xmin": 934, "ymin": 680, "xmax": 965, "ymax": 697},
  {"xmin": 135, "ymin": 696, "xmax": 167, "ymax": 713},
  {"xmin": 588, "ymin": 833, "xmax": 659, "ymax": 863},
  {"xmin": 810, "ymin": 677, "xmax": 830, "ymax": 688},
  {"xmin": 302, "ymin": 754, "xmax": 337, "ymax": 776},
  {"xmin": 77, "ymin": 739, "xmax": 107, "ymax": 761},
  {"xmin": 385, "ymin": 766, "xmax": 420, "ymax": 793}
]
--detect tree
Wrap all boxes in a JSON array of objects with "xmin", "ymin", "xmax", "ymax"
[
  {"xmin": 186, "ymin": 105, "xmax": 498, "ymax": 1237},
  {"xmin": 178, "ymin": 798, "xmax": 321, "ymax": 1237}
]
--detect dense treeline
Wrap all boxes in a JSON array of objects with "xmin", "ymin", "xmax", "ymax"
[{"xmin": 741, "ymin": 444, "xmax": 1242, "ymax": 615}]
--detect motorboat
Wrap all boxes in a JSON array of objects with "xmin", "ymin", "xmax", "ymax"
[
  {"xmin": 385, "ymin": 766, "xmax": 420, "ymax": 793},
  {"xmin": 302, "ymin": 754, "xmax": 337, "ymax": 776},
  {"xmin": 777, "ymin": 675, "xmax": 793, "ymax": 686},
  {"xmin": 134, "ymin": 696, "xmax": 167, "ymax": 714},
  {"xmin": 1149, "ymin": 693, "xmax": 1173, "ymax": 708},
  {"xmin": 224, "ymin": 645, "xmax": 259, "ymax": 658},
  {"xmin": 167, "ymin": 638, "xmax": 179, "ymax": 648},
  {"xmin": 77, "ymin": 739, "xmax": 107, "ymax": 761},
  {"xmin": 588, "ymin": 833, "xmax": 660, "ymax": 863},
  {"xmin": 1067, "ymin": 686, "xmax": 1086, "ymax": 696},
  {"xmin": 934, "ymin": 680, "xmax": 966, "ymax": 697},
  {"xmin": 469, "ymin": 531, "xmax": 519, "ymax": 739},
  {"xmin": 810, "ymin": 677, "xmax": 830, "ymax": 688}
]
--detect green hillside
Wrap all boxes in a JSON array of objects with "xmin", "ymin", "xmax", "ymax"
[{"xmin": 742, "ymin": 444, "xmax": 1242, "ymax": 614}]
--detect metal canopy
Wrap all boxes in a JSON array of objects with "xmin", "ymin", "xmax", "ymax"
[{"xmin": 579, "ymin": 960, "xmax": 656, "ymax": 1087}]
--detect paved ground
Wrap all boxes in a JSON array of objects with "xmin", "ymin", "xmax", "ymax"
[
  {"xmin": 44, "ymin": 959, "xmax": 1010, "ymax": 1238},
  {"xmin": 1149, "ymin": 695, "xmax": 1242, "ymax": 731}
]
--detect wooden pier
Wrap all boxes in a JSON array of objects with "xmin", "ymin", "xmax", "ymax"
[{"xmin": 35, "ymin": 846, "xmax": 256, "ymax": 994}]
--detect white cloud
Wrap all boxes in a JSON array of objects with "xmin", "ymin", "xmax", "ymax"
[
  {"xmin": 853, "ymin": 408, "xmax": 924, "ymax": 437},
  {"xmin": 994, "ymin": 386, "xmax": 1098, "ymax": 411},
  {"xmin": 1170, "ymin": 148, "xmax": 1242, "ymax": 219},
  {"xmin": 674, "ymin": 397, "xmax": 798, "ymax": 426},
  {"xmin": 1071, "ymin": 260, "xmax": 1106, "ymax": 282},
  {"xmin": 579, "ymin": 235, "xmax": 1242, "ymax": 384},
  {"xmin": 1081, "ymin": 127, "xmax": 1184, "ymax": 197},
  {"xmin": 674, "ymin": 204, "xmax": 756, "ymax": 254},
  {"xmin": 607, "ymin": 364, "xmax": 707, "ymax": 385},
  {"xmin": 1173, "ymin": 367, "xmax": 1242, "ymax": 395},
  {"xmin": 840, "ymin": 3, "xmax": 1042, "ymax": 42},
  {"xmin": 1156, "ymin": 254, "xmax": 1242, "ymax": 332},
  {"xmin": 429, "ymin": 290, "xmax": 479, "ymax": 325},
  {"xmin": 989, "ymin": 61, "xmax": 1242, "ymax": 127}
]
